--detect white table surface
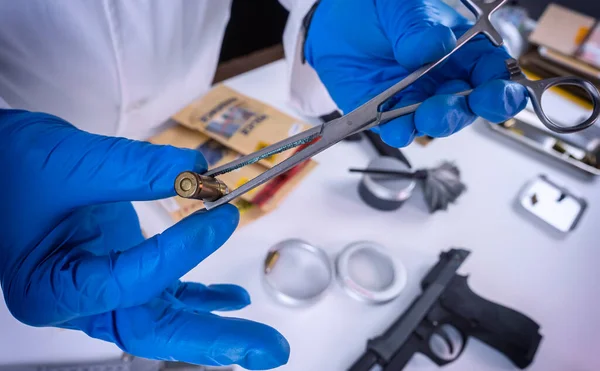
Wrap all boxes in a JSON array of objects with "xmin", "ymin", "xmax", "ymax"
[{"xmin": 1, "ymin": 60, "xmax": 599, "ymax": 371}]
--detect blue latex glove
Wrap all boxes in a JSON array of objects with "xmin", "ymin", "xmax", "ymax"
[
  {"xmin": 304, "ymin": 0, "xmax": 529, "ymax": 147},
  {"xmin": 0, "ymin": 110, "xmax": 289, "ymax": 370}
]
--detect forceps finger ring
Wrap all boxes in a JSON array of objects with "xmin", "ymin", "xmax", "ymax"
[
  {"xmin": 505, "ymin": 59, "xmax": 600, "ymax": 134},
  {"xmin": 377, "ymin": 58, "xmax": 600, "ymax": 135}
]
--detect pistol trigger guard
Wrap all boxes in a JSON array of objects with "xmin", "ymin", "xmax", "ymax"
[
  {"xmin": 435, "ymin": 327, "xmax": 455, "ymax": 354},
  {"xmin": 420, "ymin": 339, "xmax": 452, "ymax": 366},
  {"xmin": 423, "ymin": 324, "xmax": 467, "ymax": 366},
  {"xmin": 452, "ymin": 326, "xmax": 469, "ymax": 360}
]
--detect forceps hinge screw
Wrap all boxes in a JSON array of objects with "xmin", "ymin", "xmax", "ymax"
[
  {"xmin": 505, "ymin": 58, "xmax": 525, "ymax": 82},
  {"xmin": 174, "ymin": 171, "xmax": 229, "ymax": 201}
]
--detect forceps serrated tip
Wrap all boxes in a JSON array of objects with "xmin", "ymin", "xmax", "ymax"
[
  {"xmin": 182, "ymin": 126, "xmax": 326, "ymax": 209},
  {"xmin": 204, "ymin": 126, "xmax": 322, "ymax": 178}
]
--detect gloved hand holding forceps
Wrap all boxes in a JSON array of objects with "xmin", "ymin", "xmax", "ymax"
[{"xmin": 304, "ymin": 0, "xmax": 529, "ymax": 148}]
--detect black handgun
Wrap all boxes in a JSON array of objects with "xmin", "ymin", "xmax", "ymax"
[{"xmin": 349, "ymin": 248, "xmax": 543, "ymax": 370}]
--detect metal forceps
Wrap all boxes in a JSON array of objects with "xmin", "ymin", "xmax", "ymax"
[{"xmin": 177, "ymin": 0, "xmax": 600, "ymax": 210}]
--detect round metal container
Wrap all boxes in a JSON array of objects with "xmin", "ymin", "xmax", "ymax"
[
  {"xmin": 358, "ymin": 156, "xmax": 416, "ymax": 211},
  {"xmin": 335, "ymin": 241, "xmax": 407, "ymax": 304},
  {"xmin": 262, "ymin": 239, "xmax": 333, "ymax": 307}
]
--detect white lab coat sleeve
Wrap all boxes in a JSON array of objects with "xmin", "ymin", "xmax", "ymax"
[
  {"xmin": 0, "ymin": 96, "xmax": 11, "ymax": 109},
  {"xmin": 279, "ymin": 0, "xmax": 339, "ymax": 119}
]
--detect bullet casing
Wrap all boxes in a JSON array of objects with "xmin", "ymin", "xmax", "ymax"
[{"xmin": 174, "ymin": 171, "xmax": 229, "ymax": 202}]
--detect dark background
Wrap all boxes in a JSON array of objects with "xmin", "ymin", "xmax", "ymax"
[
  {"xmin": 218, "ymin": 0, "xmax": 600, "ymax": 65},
  {"xmin": 219, "ymin": 0, "xmax": 288, "ymax": 63},
  {"xmin": 524, "ymin": 0, "xmax": 599, "ymax": 19}
]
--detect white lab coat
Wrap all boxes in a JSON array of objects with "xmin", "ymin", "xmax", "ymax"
[
  {"xmin": 0, "ymin": 0, "xmax": 336, "ymax": 141},
  {"xmin": 0, "ymin": 1, "xmax": 339, "ymax": 364}
]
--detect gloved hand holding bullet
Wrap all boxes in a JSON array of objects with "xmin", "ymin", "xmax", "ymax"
[{"xmin": 0, "ymin": 109, "xmax": 290, "ymax": 370}]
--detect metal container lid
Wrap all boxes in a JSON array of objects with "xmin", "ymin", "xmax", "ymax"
[
  {"xmin": 335, "ymin": 241, "xmax": 407, "ymax": 304},
  {"xmin": 362, "ymin": 156, "xmax": 416, "ymax": 202},
  {"xmin": 262, "ymin": 239, "xmax": 333, "ymax": 307}
]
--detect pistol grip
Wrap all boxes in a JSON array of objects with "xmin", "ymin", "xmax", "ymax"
[{"xmin": 441, "ymin": 275, "xmax": 542, "ymax": 369}]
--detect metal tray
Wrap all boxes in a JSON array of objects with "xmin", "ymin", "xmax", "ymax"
[
  {"xmin": 488, "ymin": 109, "xmax": 600, "ymax": 176},
  {"xmin": 517, "ymin": 175, "xmax": 587, "ymax": 233}
]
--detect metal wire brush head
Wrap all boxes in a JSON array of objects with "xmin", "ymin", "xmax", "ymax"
[
  {"xmin": 419, "ymin": 162, "xmax": 466, "ymax": 213},
  {"xmin": 349, "ymin": 161, "xmax": 467, "ymax": 213}
]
